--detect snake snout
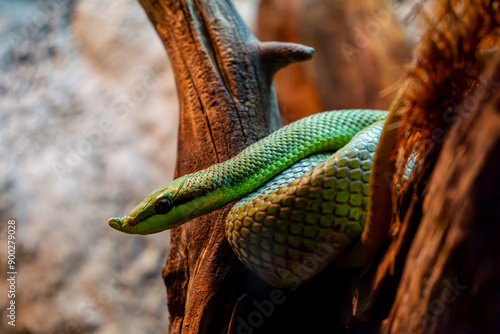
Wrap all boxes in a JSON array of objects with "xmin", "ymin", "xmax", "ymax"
[
  {"xmin": 108, "ymin": 217, "xmax": 123, "ymax": 230},
  {"xmin": 108, "ymin": 216, "xmax": 139, "ymax": 234}
]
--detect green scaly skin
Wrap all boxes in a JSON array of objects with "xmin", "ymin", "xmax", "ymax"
[
  {"xmin": 108, "ymin": 109, "xmax": 386, "ymax": 233},
  {"xmin": 226, "ymin": 120, "xmax": 384, "ymax": 287},
  {"xmin": 108, "ymin": 109, "xmax": 387, "ymax": 286}
]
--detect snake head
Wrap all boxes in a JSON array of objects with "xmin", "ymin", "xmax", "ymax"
[
  {"xmin": 108, "ymin": 176, "xmax": 189, "ymax": 235},
  {"xmin": 108, "ymin": 174, "xmax": 224, "ymax": 235}
]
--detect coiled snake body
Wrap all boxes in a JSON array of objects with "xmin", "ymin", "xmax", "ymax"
[{"xmin": 109, "ymin": 109, "xmax": 388, "ymax": 287}]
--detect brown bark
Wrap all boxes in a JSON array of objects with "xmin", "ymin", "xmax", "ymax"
[
  {"xmin": 357, "ymin": 1, "xmax": 500, "ymax": 333},
  {"xmin": 257, "ymin": 0, "xmax": 411, "ymax": 123},
  {"xmin": 135, "ymin": 0, "xmax": 499, "ymax": 333},
  {"xmin": 382, "ymin": 57, "xmax": 500, "ymax": 334},
  {"xmin": 136, "ymin": 1, "xmax": 314, "ymax": 333}
]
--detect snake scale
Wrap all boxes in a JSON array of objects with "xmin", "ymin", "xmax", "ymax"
[{"xmin": 109, "ymin": 109, "xmax": 388, "ymax": 287}]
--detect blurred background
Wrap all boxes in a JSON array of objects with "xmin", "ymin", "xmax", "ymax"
[{"xmin": 0, "ymin": 0, "xmax": 415, "ymax": 333}]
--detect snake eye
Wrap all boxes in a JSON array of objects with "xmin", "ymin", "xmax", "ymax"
[{"xmin": 155, "ymin": 198, "xmax": 172, "ymax": 215}]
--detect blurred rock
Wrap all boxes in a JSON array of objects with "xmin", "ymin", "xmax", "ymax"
[
  {"xmin": 0, "ymin": 0, "xmax": 178, "ymax": 333},
  {"xmin": 0, "ymin": 0, "xmax": 257, "ymax": 333}
]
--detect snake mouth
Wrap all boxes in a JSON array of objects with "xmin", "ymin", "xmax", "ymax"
[{"xmin": 108, "ymin": 216, "xmax": 139, "ymax": 234}]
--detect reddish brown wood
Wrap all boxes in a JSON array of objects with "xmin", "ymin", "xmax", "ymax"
[
  {"xmin": 257, "ymin": 0, "xmax": 411, "ymax": 123},
  {"xmin": 383, "ymin": 60, "xmax": 500, "ymax": 333},
  {"xmin": 135, "ymin": 0, "xmax": 499, "ymax": 333},
  {"xmin": 358, "ymin": 1, "xmax": 500, "ymax": 333},
  {"xmin": 136, "ymin": 1, "xmax": 314, "ymax": 332}
]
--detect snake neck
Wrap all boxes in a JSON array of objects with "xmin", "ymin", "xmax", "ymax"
[{"xmin": 172, "ymin": 109, "xmax": 388, "ymax": 216}]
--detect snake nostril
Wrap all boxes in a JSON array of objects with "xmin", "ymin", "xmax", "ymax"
[{"xmin": 122, "ymin": 216, "xmax": 139, "ymax": 226}]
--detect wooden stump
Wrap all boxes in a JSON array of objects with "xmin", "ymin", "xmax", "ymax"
[{"xmin": 134, "ymin": 0, "xmax": 500, "ymax": 333}]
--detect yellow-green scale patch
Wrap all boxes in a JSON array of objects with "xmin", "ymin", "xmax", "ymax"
[{"xmin": 176, "ymin": 110, "xmax": 387, "ymax": 207}]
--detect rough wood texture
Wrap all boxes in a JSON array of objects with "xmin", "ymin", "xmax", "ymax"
[
  {"xmin": 136, "ymin": 1, "xmax": 314, "ymax": 332},
  {"xmin": 361, "ymin": 0, "xmax": 497, "ymax": 272},
  {"xmin": 256, "ymin": 0, "xmax": 411, "ymax": 123},
  {"xmin": 383, "ymin": 56, "xmax": 500, "ymax": 334},
  {"xmin": 357, "ymin": 1, "xmax": 500, "ymax": 332},
  {"xmin": 135, "ymin": 0, "xmax": 499, "ymax": 332}
]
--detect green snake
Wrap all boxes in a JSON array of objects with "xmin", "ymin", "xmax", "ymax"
[{"xmin": 109, "ymin": 109, "xmax": 389, "ymax": 287}]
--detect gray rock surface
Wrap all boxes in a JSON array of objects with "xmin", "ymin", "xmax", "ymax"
[
  {"xmin": 0, "ymin": 0, "xmax": 179, "ymax": 333},
  {"xmin": 1, "ymin": 0, "xmax": 256, "ymax": 332}
]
